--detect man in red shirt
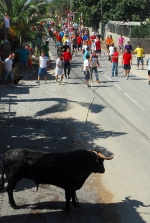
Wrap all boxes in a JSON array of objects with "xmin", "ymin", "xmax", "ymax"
[
  {"xmin": 77, "ymin": 34, "xmax": 82, "ymax": 52},
  {"xmin": 63, "ymin": 47, "xmax": 72, "ymax": 78},
  {"xmin": 122, "ymin": 49, "xmax": 132, "ymax": 80},
  {"xmin": 95, "ymin": 36, "xmax": 101, "ymax": 59},
  {"xmin": 111, "ymin": 47, "xmax": 119, "ymax": 77}
]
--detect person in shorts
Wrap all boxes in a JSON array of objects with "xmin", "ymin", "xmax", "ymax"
[
  {"xmin": 122, "ymin": 49, "xmax": 132, "ymax": 80},
  {"xmin": 133, "ymin": 43, "xmax": 145, "ymax": 70},
  {"xmin": 83, "ymin": 54, "xmax": 90, "ymax": 87},
  {"xmin": 36, "ymin": 52, "xmax": 50, "ymax": 85},
  {"xmin": 146, "ymin": 58, "xmax": 150, "ymax": 85},
  {"xmin": 55, "ymin": 54, "xmax": 64, "ymax": 85},
  {"xmin": 1, "ymin": 53, "xmax": 17, "ymax": 88}
]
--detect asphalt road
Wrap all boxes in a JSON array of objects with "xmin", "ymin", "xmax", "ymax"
[
  {"xmin": 50, "ymin": 42, "xmax": 150, "ymax": 222},
  {"xmin": 0, "ymin": 41, "xmax": 150, "ymax": 223}
]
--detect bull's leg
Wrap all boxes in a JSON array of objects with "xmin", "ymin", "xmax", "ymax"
[
  {"xmin": 72, "ymin": 191, "xmax": 81, "ymax": 208},
  {"xmin": 65, "ymin": 189, "xmax": 72, "ymax": 212},
  {"xmin": 7, "ymin": 179, "xmax": 18, "ymax": 209}
]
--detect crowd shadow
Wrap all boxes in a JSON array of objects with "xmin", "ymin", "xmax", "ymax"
[
  {"xmin": 0, "ymin": 115, "xmax": 126, "ymax": 192},
  {"xmin": 0, "ymin": 196, "xmax": 149, "ymax": 223}
]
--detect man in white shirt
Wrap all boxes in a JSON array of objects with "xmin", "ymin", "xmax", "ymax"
[
  {"xmin": 146, "ymin": 58, "xmax": 150, "ymax": 85},
  {"xmin": 83, "ymin": 54, "xmax": 90, "ymax": 87},
  {"xmin": 2, "ymin": 12, "xmax": 10, "ymax": 42},
  {"xmin": 36, "ymin": 52, "xmax": 50, "ymax": 85},
  {"xmin": 1, "ymin": 53, "xmax": 16, "ymax": 88}
]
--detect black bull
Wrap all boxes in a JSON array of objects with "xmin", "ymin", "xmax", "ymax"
[{"xmin": 0, "ymin": 149, "xmax": 113, "ymax": 211}]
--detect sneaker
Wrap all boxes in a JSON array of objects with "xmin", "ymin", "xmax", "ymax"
[
  {"xmin": 67, "ymin": 75, "xmax": 70, "ymax": 78},
  {"xmin": 137, "ymin": 68, "xmax": 139, "ymax": 70},
  {"xmin": 84, "ymin": 84, "xmax": 88, "ymax": 87},
  {"xmin": 36, "ymin": 80, "xmax": 40, "ymax": 85},
  {"xmin": 142, "ymin": 67, "xmax": 144, "ymax": 70},
  {"xmin": 126, "ymin": 76, "xmax": 128, "ymax": 80},
  {"xmin": 61, "ymin": 81, "xmax": 64, "ymax": 85},
  {"xmin": 111, "ymin": 75, "xmax": 114, "ymax": 77},
  {"xmin": 97, "ymin": 80, "xmax": 101, "ymax": 83},
  {"xmin": 56, "ymin": 82, "xmax": 60, "ymax": 85},
  {"xmin": 45, "ymin": 81, "xmax": 47, "ymax": 84}
]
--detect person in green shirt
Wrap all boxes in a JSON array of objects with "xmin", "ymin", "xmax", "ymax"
[{"xmin": 42, "ymin": 41, "xmax": 49, "ymax": 57}]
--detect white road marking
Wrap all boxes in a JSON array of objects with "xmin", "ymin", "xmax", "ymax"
[
  {"xmin": 115, "ymin": 84, "xmax": 122, "ymax": 90},
  {"xmin": 124, "ymin": 92, "xmax": 146, "ymax": 111},
  {"xmin": 103, "ymin": 74, "xmax": 111, "ymax": 81}
]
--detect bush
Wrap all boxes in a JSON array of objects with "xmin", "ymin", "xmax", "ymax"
[{"xmin": 131, "ymin": 22, "xmax": 150, "ymax": 38}]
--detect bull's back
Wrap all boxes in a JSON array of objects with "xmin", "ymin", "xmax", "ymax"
[{"xmin": 4, "ymin": 149, "xmax": 95, "ymax": 189}]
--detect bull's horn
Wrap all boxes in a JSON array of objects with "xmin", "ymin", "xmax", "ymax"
[{"xmin": 98, "ymin": 152, "xmax": 113, "ymax": 160}]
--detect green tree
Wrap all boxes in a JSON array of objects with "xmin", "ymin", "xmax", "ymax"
[{"xmin": 71, "ymin": 0, "xmax": 150, "ymax": 28}]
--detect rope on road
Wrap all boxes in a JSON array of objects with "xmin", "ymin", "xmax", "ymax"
[{"xmin": 76, "ymin": 50, "xmax": 125, "ymax": 149}]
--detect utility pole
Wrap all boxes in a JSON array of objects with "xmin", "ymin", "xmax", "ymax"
[{"xmin": 100, "ymin": 0, "xmax": 103, "ymax": 39}]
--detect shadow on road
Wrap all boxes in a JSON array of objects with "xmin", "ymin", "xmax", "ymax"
[{"xmin": 0, "ymin": 196, "xmax": 148, "ymax": 223}]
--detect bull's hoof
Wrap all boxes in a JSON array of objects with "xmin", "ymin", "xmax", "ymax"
[
  {"xmin": 65, "ymin": 206, "xmax": 71, "ymax": 213},
  {"xmin": 72, "ymin": 202, "xmax": 81, "ymax": 208}
]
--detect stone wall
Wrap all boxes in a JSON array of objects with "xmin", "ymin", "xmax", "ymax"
[{"xmin": 105, "ymin": 31, "xmax": 150, "ymax": 53}]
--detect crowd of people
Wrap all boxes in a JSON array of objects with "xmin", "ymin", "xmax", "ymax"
[
  {"xmin": 48, "ymin": 26, "xmax": 102, "ymax": 86},
  {"xmin": 1, "ymin": 13, "xmax": 150, "ymax": 88},
  {"xmin": 104, "ymin": 34, "xmax": 150, "ymax": 83}
]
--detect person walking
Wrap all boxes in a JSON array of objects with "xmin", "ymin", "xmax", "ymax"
[
  {"xmin": 1, "ymin": 53, "xmax": 17, "ymax": 88},
  {"xmin": 118, "ymin": 35, "xmax": 124, "ymax": 52},
  {"xmin": 55, "ymin": 54, "xmax": 64, "ymax": 85},
  {"xmin": 83, "ymin": 54, "xmax": 90, "ymax": 87},
  {"xmin": 108, "ymin": 43, "xmax": 114, "ymax": 61},
  {"xmin": 133, "ymin": 43, "xmax": 145, "ymax": 70},
  {"xmin": 89, "ymin": 51, "xmax": 101, "ymax": 83},
  {"xmin": 63, "ymin": 47, "xmax": 72, "ymax": 78},
  {"xmin": 36, "ymin": 52, "xmax": 50, "ymax": 85},
  {"xmin": 95, "ymin": 36, "xmax": 101, "ymax": 59},
  {"xmin": 122, "ymin": 49, "xmax": 132, "ymax": 80},
  {"xmin": 125, "ymin": 41, "xmax": 133, "ymax": 54},
  {"xmin": 111, "ymin": 47, "xmax": 119, "ymax": 77},
  {"xmin": 146, "ymin": 58, "xmax": 150, "ymax": 85}
]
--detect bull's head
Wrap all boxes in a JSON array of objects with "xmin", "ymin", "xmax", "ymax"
[{"xmin": 92, "ymin": 151, "xmax": 113, "ymax": 174}]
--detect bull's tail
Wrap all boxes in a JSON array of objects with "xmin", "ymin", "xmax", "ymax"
[{"xmin": 0, "ymin": 167, "xmax": 5, "ymax": 193}]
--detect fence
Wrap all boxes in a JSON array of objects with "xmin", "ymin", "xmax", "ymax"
[{"xmin": 106, "ymin": 21, "xmax": 141, "ymax": 38}]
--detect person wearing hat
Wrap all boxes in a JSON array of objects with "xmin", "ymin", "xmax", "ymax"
[{"xmin": 111, "ymin": 47, "xmax": 119, "ymax": 77}]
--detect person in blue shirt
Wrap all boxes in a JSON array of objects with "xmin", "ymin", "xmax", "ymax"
[{"xmin": 83, "ymin": 31, "xmax": 89, "ymax": 43}]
